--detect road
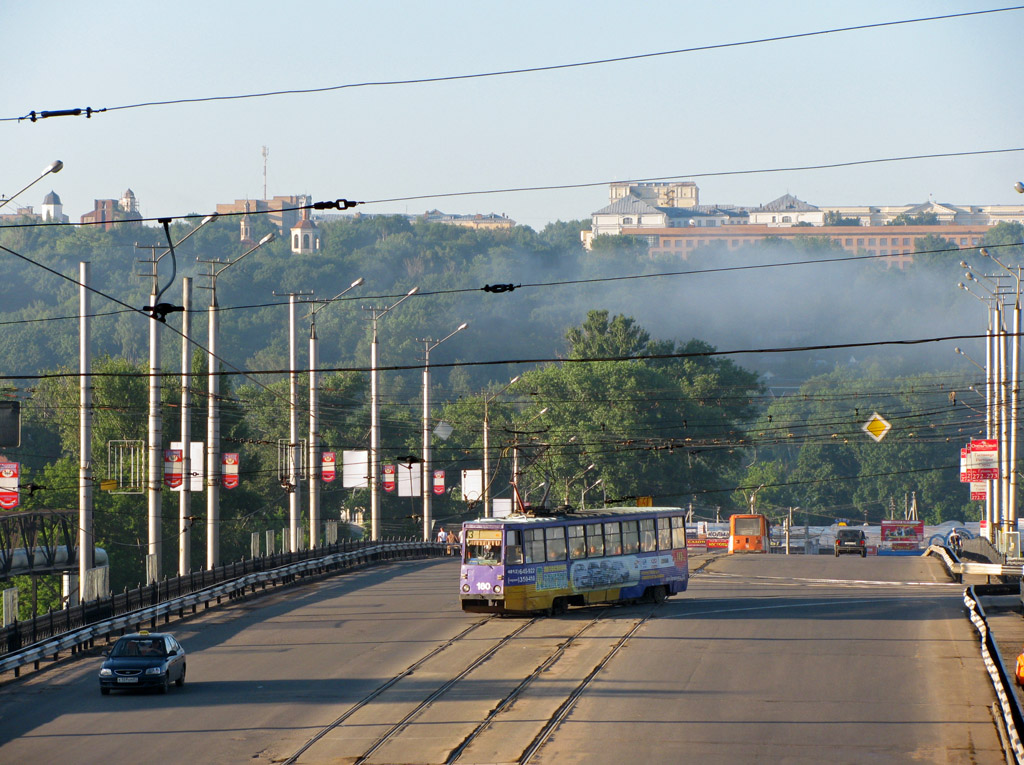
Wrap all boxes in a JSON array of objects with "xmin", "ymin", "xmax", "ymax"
[{"xmin": 0, "ymin": 553, "xmax": 1005, "ymax": 764}]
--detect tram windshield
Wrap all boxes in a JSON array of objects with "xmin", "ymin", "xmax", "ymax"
[{"xmin": 464, "ymin": 528, "xmax": 503, "ymax": 565}]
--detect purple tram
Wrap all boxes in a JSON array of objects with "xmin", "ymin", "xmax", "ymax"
[{"xmin": 459, "ymin": 506, "xmax": 689, "ymax": 615}]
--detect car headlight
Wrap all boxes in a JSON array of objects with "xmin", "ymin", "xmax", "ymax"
[
  {"xmin": 99, "ymin": 668, "xmax": 112, "ymax": 677},
  {"xmin": 145, "ymin": 666, "xmax": 165, "ymax": 675}
]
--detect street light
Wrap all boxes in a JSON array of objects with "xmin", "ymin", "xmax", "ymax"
[
  {"xmin": 421, "ymin": 322, "xmax": 468, "ymax": 541},
  {"xmin": 367, "ymin": 287, "xmax": 419, "ymax": 540},
  {"xmin": 563, "ymin": 463, "xmax": 596, "ymax": 505},
  {"xmin": 581, "ymin": 478, "xmax": 603, "ymax": 510},
  {"xmin": 482, "ymin": 375, "xmax": 520, "ymax": 517},
  {"xmin": 309, "ymin": 278, "xmax": 364, "ymax": 549},
  {"xmin": 0, "ymin": 160, "xmax": 63, "ymax": 211},
  {"xmin": 198, "ymin": 231, "xmax": 274, "ymax": 568}
]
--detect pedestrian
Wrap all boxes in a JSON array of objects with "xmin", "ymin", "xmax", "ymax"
[
  {"xmin": 447, "ymin": 529, "xmax": 457, "ymax": 555},
  {"xmin": 948, "ymin": 529, "xmax": 962, "ymax": 555},
  {"xmin": 436, "ymin": 526, "xmax": 446, "ymax": 545},
  {"xmin": 1016, "ymin": 647, "xmax": 1024, "ymax": 687}
]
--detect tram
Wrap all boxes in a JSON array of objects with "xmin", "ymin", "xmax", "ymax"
[
  {"xmin": 728, "ymin": 513, "xmax": 770, "ymax": 553},
  {"xmin": 459, "ymin": 506, "xmax": 689, "ymax": 615}
]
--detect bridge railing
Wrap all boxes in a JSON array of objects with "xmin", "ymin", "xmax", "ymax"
[{"xmin": 1, "ymin": 537, "xmax": 447, "ymax": 676}]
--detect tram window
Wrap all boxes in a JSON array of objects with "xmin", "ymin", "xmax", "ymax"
[
  {"xmin": 656, "ymin": 517, "xmax": 672, "ymax": 550},
  {"xmin": 568, "ymin": 525, "xmax": 586, "ymax": 559},
  {"xmin": 585, "ymin": 523, "xmax": 604, "ymax": 557},
  {"xmin": 622, "ymin": 521, "xmax": 639, "ymax": 554},
  {"xmin": 523, "ymin": 528, "xmax": 545, "ymax": 564},
  {"xmin": 639, "ymin": 519, "xmax": 657, "ymax": 552},
  {"xmin": 670, "ymin": 516, "xmax": 686, "ymax": 549},
  {"xmin": 545, "ymin": 527, "xmax": 567, "ymax": 561},
  {"xmin": 505, "ymin": 530, "xmax": 523, "ymax": 564},
  {"xmin": 604, "ymin": 522, "xmax": 622, "ymax": 556}
]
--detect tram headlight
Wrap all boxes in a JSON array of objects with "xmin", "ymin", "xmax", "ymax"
[
  {"xmin": 462, "ymin": 584, "xmax": 470, "ymax": 593},
  {"xmin": 493, "ymin": 585, "xmax": 501, "ymax": 594}
]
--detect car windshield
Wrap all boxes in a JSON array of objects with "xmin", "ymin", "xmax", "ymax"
[
  {"xmin": 838, "ymin": 530, "xmax": 861, "ymax": 541},
  {"xmin": 111, "ymin": 638, "xmax": 165, "ymax": 658}
]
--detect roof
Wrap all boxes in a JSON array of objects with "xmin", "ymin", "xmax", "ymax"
[
  {"xmin": 592, "ymin": 195, "xmax": 662, "ymax": 216},
  {"xmin": 42, "ymin": 190, "xmax": 61, "ymax": 205},
  {"xmin": 759, "ymin": 194, "xmax": 819, "ymax": 212},
  {"xmin": 465, "ymin": 506, "xmax": 685, "ymax": 526}
]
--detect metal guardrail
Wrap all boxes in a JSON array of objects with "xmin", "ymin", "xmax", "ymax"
[
  {"xmin": 1, "ymin": 539, "xmax": 445, "ymax": 678},
  {"xmin": 964, "ymin": 586, "xmax": 1024, "ymax": 764},
  {"xmin": 924, "ymin": 544, "xmax": 1024, "ymax": 582}
]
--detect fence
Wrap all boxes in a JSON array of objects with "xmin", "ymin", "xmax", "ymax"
[{"xmin": 1, "ymin": 537, "xmax": 445, "ymax": 677}]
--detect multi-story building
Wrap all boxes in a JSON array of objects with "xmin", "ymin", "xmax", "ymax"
[
  {"xmin": 80, "ymin": 190, "xmax": 143, "ymax": 230},
  {"xmin": 216, "ymin": 195, "xmax": 310, "ymax": 235}
]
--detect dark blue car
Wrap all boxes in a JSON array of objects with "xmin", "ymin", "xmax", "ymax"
[{"xmin": 98, "ymin": 631, "xmax": 186, "ymax": 695}]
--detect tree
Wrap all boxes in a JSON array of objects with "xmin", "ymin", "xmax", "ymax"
[
  {"xmin": 824, "ymin": 210, "xmax": 861, "ymax": 226},
  {"xmin": 889, "ymin": 212, "xmax": 939, "ymax": 226},
  {"xmin": 565, "ymin": 310, "xmax": 650, "ymax": 359}
]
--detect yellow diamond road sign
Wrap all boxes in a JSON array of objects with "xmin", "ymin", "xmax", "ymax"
[{"xmin": 863, "ymin": 412, "xmax": 892, "ymax": 442}]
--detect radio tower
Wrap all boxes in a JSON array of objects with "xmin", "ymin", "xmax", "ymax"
[{"xmin": 262, "ymin": 146, "xmax": 269, "ymax": 200}]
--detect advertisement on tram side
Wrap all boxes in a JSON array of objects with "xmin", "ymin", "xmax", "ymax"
[{"xmin": 880, "ymin": 520, "xmax": 924, "ymax": 552}]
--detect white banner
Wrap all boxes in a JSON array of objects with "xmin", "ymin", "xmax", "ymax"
[
  {"xmin": 343, "ymin": 450, "xmax": 369, "ymax": 488},
  {"xmin": 397, "ymin": 462, "xmax": 422, "ymax": 497},
  {"xmin": 170, "ymin": 441, "xmax": 205, "ymax": 492},
  {"xmin": 461, "ymin": 469, "xmax": 483, "ymax": 502},
  {"xmin": 492, "ymin": 497, "xmax": 513, "ymax": 517}
]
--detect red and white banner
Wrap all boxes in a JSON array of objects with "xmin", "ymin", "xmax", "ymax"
[
  {"xmin": 0, "ymin": 462, "xmax": 18, "ymax": 509},
  {"xmin": 321, "ymin": 452, "xmax": 336, "ymax": 483},
  {"xmin": 967, "ymin": 439, "xmax": 998, "ymax": 481},
  {"xmin": 960, "ymin": 447, "xmax": 970, "ymax": 483},
  {"xmin": 970, "ymin": 482, "xmax": 987, "ymax": 501},
  {"xmin": 433, "ymin": 469, "xmax": 445, "ymax": 495},
  {"xmin": 164, "ymin": 449, "xmax": 183, "ymax": 488},
  {"xmin": 221, "ymin": 453, "xmax": 239, "ymax": 489},
  {"xmin": 383, "ymin": 464, "xmax": 396, "ymax": 492}
]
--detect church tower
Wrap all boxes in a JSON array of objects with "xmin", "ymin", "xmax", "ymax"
[{"xmin": 290, "ymin": 207, "xmax": 320, "ymax": 254}]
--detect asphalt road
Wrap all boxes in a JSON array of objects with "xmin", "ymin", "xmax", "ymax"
[{"xmin": 0, "ymin": 553, "xmax": 1006, "ymax": 764}]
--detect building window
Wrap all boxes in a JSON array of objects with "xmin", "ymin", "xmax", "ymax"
[
  {"xmin": 857, "ymin": 239, "xmax": 864, "ymax": 246},
  {"xmin": 903, "ymin": 238, "xmax": 910, "ymax": 245},
  {"xmin": 880, "ymin": 238, "xmax": 887, "ymax": 245},
  {"xmin": 782, "ymin": 216, "xmax": 792, "ymax": 223},
  {"xmin": 868, "ymin": 238, "xmax": 876, "ymax": 245},
  {"xmin": 674, "ymin": 240, "xmax": 682, "ymax": 248},
  {"xmin": 960, "ymin": 238, "xmax": 967, "ymax": 245},
  {"xmin": 292, "ymin": 233, "xmax": 299, "ymax": 249},
  {"xmin": 622, "ymin": 217, "xmax": 633, "ymax": 225}
]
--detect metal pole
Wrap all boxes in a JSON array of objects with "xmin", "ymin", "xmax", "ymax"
[
  {"xmin": 207, "ymin": 299, "xmax": 220, "ymax": 568},
  {"xmin": 422, "ymin": 342, "xmax": 431, "ymax": 541},
  {"xmin": 370, "ymin": 317, "xmax": 380, "ymax": 540},
  {"xmin": 289, "ymin": 294, "xmax": 300, "ymax": 551},
  {"xmin": 79, "ymin": 262, "xmax": 93, "ymax": 597},
  {"xmin": 1011, "ymin": 298, "xmax": 1020, "ymax": 534},
  {"xmin": 999, "ymin": 304, "xmax": 1010, "ymax": 536},
  {"xmin": 179, "ymin": 277, "xmax": 191, "ymax": 575},
  {"xmin": 985, "ymin": 306, "xmax": 995, "ymax": 541},
  {"xmin": 482, "ymin": 398, "xmax": 490, "ymax": 518},
  {"xmin": 309, "ymin": 324, "xmax": 319, "ymax": 548},
  {"xmin": 148, "ymin": 291, "xmax": 162, "ymax": 581}
]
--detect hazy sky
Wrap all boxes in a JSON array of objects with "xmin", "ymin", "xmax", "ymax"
[{"xmin": 3, "ymin": 1, "xmax": 1023, "ymax": 231}]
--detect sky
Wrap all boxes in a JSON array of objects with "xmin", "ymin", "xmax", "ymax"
[{"xmin": 2, "ymin": 2, "xmax": 1024, "ymax": 231}]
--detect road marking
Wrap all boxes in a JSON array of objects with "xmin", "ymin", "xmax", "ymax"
[
  {"xmin": 699, "ymin": 571, "xmax": 960, "ymax": 588},
  {"xmin": 678, "ymin": 597, "xmax": 915, "ymax": 617}
]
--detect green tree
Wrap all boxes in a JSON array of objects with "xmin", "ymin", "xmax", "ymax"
[
  {"xmin": 824, "ymin": 211, "xmax": 861, "ymax": 226},
  {"xmin": 889, "ymin": 212, "xmax": 939, "ymax": 226}
]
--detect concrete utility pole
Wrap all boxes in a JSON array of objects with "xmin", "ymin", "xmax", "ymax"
[
  {"xmin": 179, "ymin": 277, "xmax": 192, "ymax": 575},
  {"xmin": 365, "ymin": 287, "xmax": 418, "ymax": 540},
  {"xmin": 308, "ymin": 278, "xmax": 364, "ymax": 548},
  {"xmin": 482, "ymin": 376, "xmax": 519, "ymax": 518},
  {"xmin": 79, "ymin": 262, "xmax": 93, "ymax": 598},
  {"xmin": 420, "ymin": 323, "xmax": 468, "ymax": 541},
  {"xmin": 198, "ymin": 231, "xmax": 273, "ymax": 568}
]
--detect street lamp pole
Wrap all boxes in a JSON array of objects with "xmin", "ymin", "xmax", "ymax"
[
  {"xmin": 483, "ymin": 376, "xmax": 520, "ymax": 517},
  {"xmin": 511, "ymin": 407, "xmax": 548, "ymax": 491},
  {"xmin": 199, "ymin": 232, "xmax": 273, "ymax": 568},
  {"xmin": 564, "ymin": 463, "xmax": 596, "ymax": 506},
  {"xmin": 308, "ymin": 278, "xmax": 364, "ymax": 549},
  {"xmin": 366, "ymin": 287, "xmax": 419, "ymax": 540},
  {"xmin": 420, "ymin": 322, "xmax": 468, "ymax": 541}
]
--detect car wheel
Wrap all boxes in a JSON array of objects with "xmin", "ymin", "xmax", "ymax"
[
  {"xmin": 159, "ymin": 676, "xmax": 169, "ymax": 694},
  {"xmin": 175, "ymin": 665, "xmax": 186, "ymax": 688},
  {"xmin": 861, "ymin": 550, "xmax": 867, "ymax": 558},
  {"xmin": 834, "ymin": 551, "xmax": 839, "ymax": 557},
  {"xmin": 100, "ymin": 687, "xmax": 110, "ymax": 696}
]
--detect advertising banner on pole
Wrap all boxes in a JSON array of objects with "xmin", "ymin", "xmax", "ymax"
[
  {"xmin": 968, "ymin": 439, "xmax": 998, "ymax": 480},
  {"xmin": 397, "ymin": 463, "xmax": 421, "ymax": 497},
  {"xmin": 342, "ymin": 450, "xmax": 369, "ymax": 488},
  {"xmin": 321, "ymin": 452, "xmax": 336, "ymax": 483},
  {"xmin": 171, "ymin": 441, "xmax": 205, "ymax": 492},
  {"xmin": 461, "ymin": 469, "xmax": 483, "ymax": 502},
  {"xmin": 960, "ymin": 447, "xmax": 969, "ymax": 483},
  {"xmin": 221, "ymin": 453, "xmax": 239, "ymax": 489},
  {"xmin": 163, "ymin": 450, "xmax": 182, "ymax": 488},
  {"xmin": 970, "ymin": 482, "xmax": 987, "ymax": 501},
  {"xmin": 0, "ymin": 462, "xmax": 18, "ymax": 509},
  {"xmin": 433, "ymin": 469, "xmax": 445, "ymax": 495},
  {"xmin": 383, "ymin": 464, "xmax": 396, "ymax": 492}
]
